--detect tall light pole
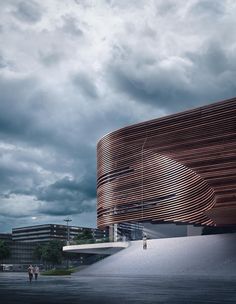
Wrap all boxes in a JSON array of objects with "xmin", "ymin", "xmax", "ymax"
[
  {"xmin": 64, "ymin": 218, "xmax": 72, "ymax": 246},
  {"xmin": 64, "ymin": 218, "xmax": 72, "ymax": 269}
]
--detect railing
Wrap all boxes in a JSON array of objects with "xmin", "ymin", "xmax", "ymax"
[
  {"xmin": 68, "ymin": 237, "xmax": 129, "ymax": 245},
  {"xmin": 68, "ymin": 238, "xmax": 110, "ymax": 245}
]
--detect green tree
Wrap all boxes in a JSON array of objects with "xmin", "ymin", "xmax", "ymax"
[
  {"xmin": 0, "ymin": 240, "xmax": 10, "ymax": 264},
  {"xmin": 33, "ymin": 243, "xmax": 44, "ymax": 261},
  {"xmin": 33, "ymin": 241, "xmax": 63, "ymax": 267},
  {"xmin": 42, "ymin": 241, "xmax": 63, "ymax": 266},
  {"xmin": 75, "ymin": 229, "xmax": 94, "ymax": 244}
]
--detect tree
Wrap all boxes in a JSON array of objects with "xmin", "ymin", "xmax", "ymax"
[
  {"xmin": 42, "ymin": 241, "xmax": 63, "ymax": 266},
  {"xmin": 0, "ymin": 240, "xmax": 10, "ymax": 264},
  {"xmin": 75, "ymin": 229, "xmax": 94, "ymax": 244},
  {"xmin": 33, "ymin": 243, "xmax": 44, "ymax": 261},
  {"xmin": 33, "ymin": 241, "xmax": 63, "ymax": 267}
]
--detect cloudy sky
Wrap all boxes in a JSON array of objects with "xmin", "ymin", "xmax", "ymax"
[{"xmin": 0, "ymin": 0, "xmax": 236, "ymax": 232}]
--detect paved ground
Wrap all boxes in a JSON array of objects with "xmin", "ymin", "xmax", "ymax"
[{"xmin": 0, "ymin": 272, "xmax": 235, "ymax": 304}]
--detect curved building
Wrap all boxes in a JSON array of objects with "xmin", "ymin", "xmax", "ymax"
[{"xmin": 97, "ymin": 98, "xmax": 236, "ymax": 230}]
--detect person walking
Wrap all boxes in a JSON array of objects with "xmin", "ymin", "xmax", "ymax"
[
  {"xmin": 33, "ymin": 265, "xmax": 39, "ymax": 281},
  {"xmin": 27, "ymin": 265, "xmax": 33, "ymax": 283},
  {"xmin": 143, "ymin": 233, "xmax": 147, "ymax": 250}
]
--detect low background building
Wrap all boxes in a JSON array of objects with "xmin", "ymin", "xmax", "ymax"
[{"xmin": 0, "ymin": 224, "xmax": 109, "ymax": 271}]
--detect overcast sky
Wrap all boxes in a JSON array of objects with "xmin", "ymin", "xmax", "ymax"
[{"xmin": 0, "ymin": 0, "xmax": 236, "ymax": 232}]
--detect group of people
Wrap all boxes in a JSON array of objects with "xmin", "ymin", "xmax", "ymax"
[{"xmin": 27, "ymin": 265, "xmax": 39, "ymax": 283}]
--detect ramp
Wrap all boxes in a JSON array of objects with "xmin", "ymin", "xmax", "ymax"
[{"xmin": 76, "ymin": 233, "xmax": 236, "ymax": 276}]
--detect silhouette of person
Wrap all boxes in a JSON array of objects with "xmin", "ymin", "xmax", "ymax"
[
  {"xmin": 34, "ymin": 265, "xmax": 39, "ymax": 280},
  {"xmin": 143, "ymin": 233, "xmax": 147, "ymax": 250},
  {"xmin": 27, "ymin": 265, "xmax": 33, "ymax": 283}
]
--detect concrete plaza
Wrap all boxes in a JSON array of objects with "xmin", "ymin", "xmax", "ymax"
[{"xmin": 0, "ymin": 272, "xmax": 235, "ymax": 304}]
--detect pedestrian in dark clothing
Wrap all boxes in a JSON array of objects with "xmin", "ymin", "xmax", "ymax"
[{"xmin": 27, "ymin": 265, "xmax": 33, "ymax": 283}]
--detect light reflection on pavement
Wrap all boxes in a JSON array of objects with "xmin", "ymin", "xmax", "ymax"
[{"xmin": 0, "ymin": 272, "xmax": 236, "ymax": 304}]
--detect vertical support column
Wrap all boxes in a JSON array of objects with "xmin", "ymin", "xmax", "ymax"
[
  {"xmin": 109, "ymin": 224, "xmax": 118, "ymax": 242},
  {"xmin": 114, "ymin": 224, "xmax": 118, "ymax": 242},
  {"xmin": 109, "ymin": 225, "xmax": 114, "ymax": 242}
]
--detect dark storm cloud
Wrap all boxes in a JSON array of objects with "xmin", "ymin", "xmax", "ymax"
[
  {"xmin": 191, "ymin": 0, "xmax": 225, "ymax": 17},
  {"xmin": 61, "ymin": 16, "xmax": 84, "ymax": 36},
  {"xmin": 0, "ymin": 76, "xmax": 63, "ymax": 151},
  {"xmin": 0, "ymin": 160, "xmax": 32, "ymax": 190},
  {"xmin": 0, "ymin": 71, "xmax": 98, "ymax": 220},
  {"xmin": 39, "ymin": 51, "xmax": 63, "ymax": 66},
  {"xmin": 0, "ymin": 77, "xmax": 36, "ymax": 137},
  {"xmin": 0, "ymin": 143, "xmax": 50, "ymax": 203},
  {"xmin": 0, "ymin": 0, "xmax": 236, "ymax": 231},
  {"xmin": 105, "ymin": 0, "xmax": 145, "ymax": 10},
  {"xmin": 0, "ymin": 71, "xmax": 97, "ymax": 213},
  {"xmin": 184, "ymin": 42, "xmax": 236, "ymax": 99},
  {"xmin": 156, "ymin": 1, "xmax": 177, "ymax": 15},
  {"xmin": 187, "ymin": 42, "xmax": 229, "ymax": 75},
  {"xmin": 107, "ymin": 39, "xmax": 236, "ymax": 112},
  {"xmin": 36, "ymin": 176, "xmax": 96, "ymax": 216},
  {"xmin": 8, "ymin": 188, "xmax": 33, "ymax": 197},
  {"xmin": 0, "ymin": 75, "xmax": 84, "ymax": 156},
  {"xmin": 38, "ymin": 200, "xmax": 95, "ymax": 216},
  {"xmin": 0, "ymin": 54, "xmax": 9, "ymax": 69},
  {"xmin": 107, "ymin": 58, "xmax": 196, "ymax": 111},
  {"xmin": 13, "ymin": 1, "xmax": 43, "ymax": 23},
  {"xmin": 37, "ymin": 175, "xmax": 96, "ymax": 203},
  {"xmin": 72, "ymin": 72, "xmax": 98, "ymax": 98}
]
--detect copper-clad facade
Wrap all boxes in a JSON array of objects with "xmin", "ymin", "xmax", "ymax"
[{"xmin": 97, "ymin": 98, "xmax": 236, "ymax": 229}]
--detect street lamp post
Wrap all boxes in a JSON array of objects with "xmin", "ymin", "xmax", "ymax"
[
  {"xmin": 64, "ymin": 218, "xmax": 72, "ymax": 269},
  {"xmin": 64, "ymin": 218, "xmax": 72, "ymax": 246}
]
